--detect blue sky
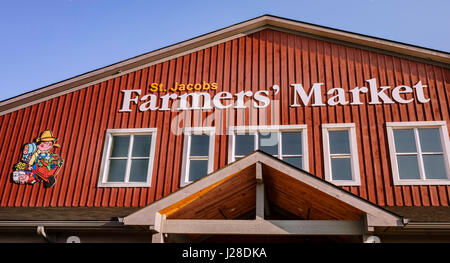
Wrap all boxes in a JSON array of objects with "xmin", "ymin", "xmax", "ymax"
[{"xmin": 0, "ymin": 0, "xmax": 448, "ymax": 102}]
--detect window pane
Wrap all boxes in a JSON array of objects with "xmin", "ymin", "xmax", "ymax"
[
  {"xmin": 423, "ymin": 155, "xmax": 447, "ymax": 180},
  {"xmin": 111, "ymin": 136, "xmax": 130, "ymax": 157},
  {"xmin": 283, "ymin": 157, "xmax": 303, "ymax": 169},
  {"xmin": 282, "ymin": 132, "xmax": 302, "ymax": 155},
  {"xmin": 235, "ymin": 134, "xmax": 254, "ymax": 156},
  {"xmin": 331, "ymin": 157, "xmax": 352, "ymax": 180},
  {"xmin": 419, "ymin": 128, "xmax": 443, "ymax": 153},
  {"xmin": 129, "ymin": 159, "xmax": 149, "ymax": 182},
  {"xmin": 329, "ymin": 130, "xmax": 350, "ymax": 154},
  {"xmin": 132, "ymin": 135, "xmax": 151, "ymax": 157},
  {"xmin": 190, "ymin": 135, "xmax": 210, "ymax": 157},
  {"xmin": 189, "ymin": 159, "xmax": 208, "ymax": 181},
  {"xmin": 258, "ymin": 132, "xmax": 278, "ymax": 155},
  {"xmin": 397, "ymin": 155, "xmax": 420, "ymax": 180},
  {"xmin": 107, "ymin": 159, "xmax": 127, "ymax": 182},
  {"xmin": 393, "ymin": 129, "xmax": 416, "ymax": 153}
]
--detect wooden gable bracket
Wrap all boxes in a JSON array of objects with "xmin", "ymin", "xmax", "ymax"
[
  {"xmin": 255, "ymin": 162, "xmax": 265, "ymax": 218},
  {"xmin": 124, "ymin": 152, "xmax": 404, "ymax": 242}
]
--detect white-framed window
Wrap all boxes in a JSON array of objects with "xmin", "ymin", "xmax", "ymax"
[
  {"xmin": 98, "ymin": 128, "xmax": 157, "ymax": 187},
  {"xmin": 386, "ymin": 121, "xmax": 450, "ymax": 185},
  {"xmin": 228, "ymin": 125, "xmax": 309, "ymax": 171},
  {"xmin": 322, "ymin": 123, "xmax": 360, "ymax": 186},
  {"xmin": 180, "ymin": 127, "xmax": 215, "ymax": 187}
]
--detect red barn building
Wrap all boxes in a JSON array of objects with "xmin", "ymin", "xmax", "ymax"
[{"xmin": 0, "ymin": 15, "xmax": 449, "ymax": 243}]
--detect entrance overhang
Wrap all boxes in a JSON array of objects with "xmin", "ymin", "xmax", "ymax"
[{"xmin": 124, "ymin": 151, "xmax": 403, "ymax": 241}]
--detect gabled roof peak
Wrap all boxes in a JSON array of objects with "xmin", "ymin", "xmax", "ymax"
[{"xmin": 1, "ymin": 15, "xmax": 449, "ymax": 116}]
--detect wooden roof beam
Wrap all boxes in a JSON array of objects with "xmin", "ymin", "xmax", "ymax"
[{"xmin": 157, "ymin": 217, "xmax": 363, "ymax": 236}]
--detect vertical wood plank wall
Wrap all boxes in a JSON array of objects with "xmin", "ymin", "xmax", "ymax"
[{"xmin": 0, "ymin": 29, "xmax": 448, "ymax": 208}]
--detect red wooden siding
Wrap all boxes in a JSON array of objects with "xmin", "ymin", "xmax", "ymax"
[{"xmin": 0, "ymin": 29, "xmax": 449, "ymax": 208}]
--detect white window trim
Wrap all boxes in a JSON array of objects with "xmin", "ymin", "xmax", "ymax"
[
  {"xmin": 322, "ymin": 123, "xmax": 361, "ymax": 186},
  {"xmin": 98, "ymin": 128, "xmax": 157, "ymax": 187},
  {"xmin": 386, "ymin": 121, "xmax": 450, "ymax": 185},
  {"xmin": 180, "ymin": 127, "xmax": 215, "ymax": 187},
  {"xmin": 228, "ymin": 125, "xmax": 309, "ymax": 172}
]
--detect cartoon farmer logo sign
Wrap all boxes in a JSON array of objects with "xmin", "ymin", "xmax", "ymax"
[{"xmin": 12, "ymin": 130, "xmax": 64, "ymax": 188}]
